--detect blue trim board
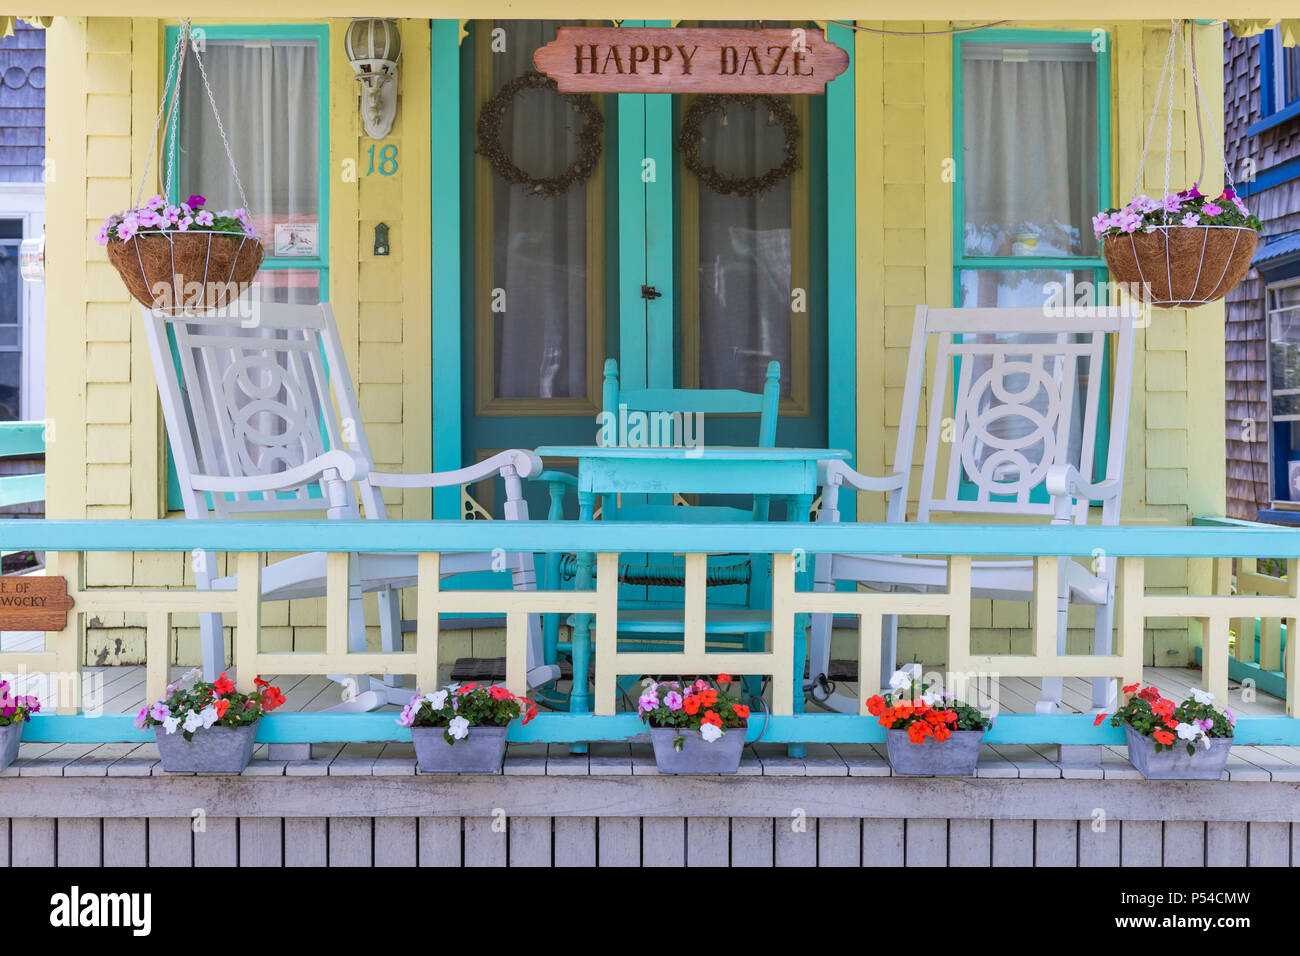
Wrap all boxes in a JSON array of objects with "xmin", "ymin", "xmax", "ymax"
[
  {"xmin": 1237, "ymin": 156, "xmax": 1300, "ymax": 198},
  {"xmin": 9, "ymin": 517, "xmax": 1300, "ymax": 557},
  {"xmin": 22, "ymin": 712, "xmax": 1300, "ymax": 746},
  {"xmin": 430, "ymin": 19, "xmax": 463, "ymax": 518},
  {"xmin": 825, "ymin": 22, "xmax": 856, "ymax": 521}
]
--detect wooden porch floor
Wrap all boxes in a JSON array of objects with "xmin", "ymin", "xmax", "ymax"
[{"xmin": 3, "ymin": 622, "xmax": 1295, "ymax": 780}]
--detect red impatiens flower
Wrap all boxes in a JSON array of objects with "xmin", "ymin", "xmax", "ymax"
[
  {"xmin": 1122, "ymin": 682, "xmax": 1140, "ymax": 695},
  {"xmin": 717, "ymin": 673, "xmax": 732, "ymax": 685},
  {"xmin": 522, "ymin": 702, "xmax": 539, "ymax": 725},
  {"xmin": 214, "ymin": 699, "xmax": 230, "ymax": 718},
  {"xmin": 683, "ymin": 694, "xmax": 701, "ymax": 715},
  {"xmin": 1151, "ymin": 698, "xmax": 1176, "ymax": 719},
  {"xmin": 1093, "ymin": 712, "xmax": 1107, "ymax": 726},
  {"xmin": 259, "ymin": 685, "xmax": 286, "ymax": 712},
  {"xmin": 489, "ymin": 685, "xmax": 513, "ymax": 701},
  {"xmin": 456, "ymin": 682, "xmax": 479, "ymax": 695},
  {"xmin": 254, "ymin": 676, "xmax": 270, "ymax": 688},
  {"xmin": 733, "ymin": 704, "xmax": 750, "ymax": 719},
  {"xmin": 1153, "ymin": 730, "xmax": 1175, "ymax": 746},
  {"xmin": 702, "ymin": 710, "xmax": 722, "ymax": 727},
  {"xmin": 866, "ymin": 695, "xmax": 886, "ymax": 717},
  {"xmin": 213, "ymin": 672, "xmax": 236, "ymax": 696}
]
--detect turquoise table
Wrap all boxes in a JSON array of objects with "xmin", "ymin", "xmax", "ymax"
[{"xmin": 535, "ymin": 445, "xmax": 852, "ymax": 751}]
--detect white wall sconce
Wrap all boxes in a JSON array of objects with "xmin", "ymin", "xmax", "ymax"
[{"xmin": 345, "ymin": 18, "xmax": 401, "ymax": 140}]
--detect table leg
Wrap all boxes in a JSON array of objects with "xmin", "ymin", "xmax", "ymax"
[
  {"xmin": 568, "ymin": 490, "xmax": 597, "ymax": 753},
  {"xmin": 787, "ymin": 493, "xmax": 814, "ymax": 758}
]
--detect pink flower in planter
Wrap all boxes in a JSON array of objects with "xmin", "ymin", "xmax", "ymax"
[
  {"xmin": 176, "ymin": 216, "xmax": 194, "ymax": 231},
  {"xmin": 1202, "ymin": 202, "xmax": 1223, "ymax": 216},
  {"xmin": 1180, "ymin": 212, "xmax": 1200, "ymax": 227},
  {"xmin": 1160, "ymin": 194, "xmax": 1183, "ymax": 214},
  {"xmin": 146, "ymin": 194, "xmax": 167, "ymax": 211},
  {"xmin": 195, "ymin": 210, "xmax": 215, "ymax": 227},
  {"xmin": 1091, "ymin": 211, "xmax": 1113, "ymax": 238},
  {"xmin": 1115, "ymin": 209, "xmax": 1143, "ymax": 233},
  {"xmin": 186, "ymin": 194, "xmax": 205, "ymax": 208}
]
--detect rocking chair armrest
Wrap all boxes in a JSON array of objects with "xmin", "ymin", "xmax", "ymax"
[
  {"xmin": 189, "ymin": 449, "xmax": 369, "ymax": 493},
  {"xmin": 819, "ymin": 459, "xmax": 908, "ymax": 494},
  {"xmin": 1045, "ymin": 465, "xmax": 1121, "ymax": 508},
  {"xmin": 368, "ymin": 449, "xmax": 544, "ymax": 489}
]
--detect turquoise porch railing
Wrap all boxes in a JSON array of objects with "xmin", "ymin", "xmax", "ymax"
[
  {"xmin": 3, "ymin": 517, "xmax": 1300, "ymax": 746},
  {"xmin": 0, "ymin": 422, "xmax": 45, "ymax": 561}
]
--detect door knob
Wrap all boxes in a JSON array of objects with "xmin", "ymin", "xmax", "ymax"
[{"xmin": 640, "ymin": 284, "xmax": 662, "ymax": 301}]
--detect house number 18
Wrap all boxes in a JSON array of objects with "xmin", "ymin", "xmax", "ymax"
[{"xmin": 366, "ymin": 144, "xmax": 399, "ymax": 176}]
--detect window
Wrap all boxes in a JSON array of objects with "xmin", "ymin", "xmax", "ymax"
[
  {"xmin": 169, "ymin": 25, "xmax": 328, "ymax": 304},
  {"xmin": 0, "ymin": 219, "xmax": 21, "ymax": 420},
  {"xmin": 165, "ymin": 25, "xmax": 329, "ymax": 509},
  {"xmin": 953, "ymin": 31, "xmax": 1113, "ymax": 488},
  {"xmin": 1262, "ymin": 29, "xmax": 1300, "ymax": 120},
  {"xmin": 1268, "ymin": 279, "xmax": 1300, "ymax": 502}
]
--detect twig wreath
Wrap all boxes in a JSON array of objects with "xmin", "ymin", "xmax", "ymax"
[
  {"xmin": 475, "ymin": 71, "xmax": 604, "ymax": 199},
  {"xmin": 678, "ymin": 94, "xmax": 800, "ymax": 198}
]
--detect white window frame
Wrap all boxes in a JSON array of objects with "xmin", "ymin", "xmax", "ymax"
[{"xmin": 0, "ymin": 182, "xmax": 45, "ymax": 421}]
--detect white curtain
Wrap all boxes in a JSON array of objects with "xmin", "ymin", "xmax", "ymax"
[
  {"xmin": 491, "ymin": 21, "xmax": 588, "ymax": 400},
  {"xmin": 960, "ymin": 44, "xmax": 1099, "ymax": 478},
  {"xmin": 961, "ymin": 44, "xmax": 1097, "ymax": 259},
  {"xmin": 696, "ymin": 98, "xmax": 794, "ymax": 396},
  {"xmin": 179, "ymin": 38, "xmax": 319, "ymax": 304}
]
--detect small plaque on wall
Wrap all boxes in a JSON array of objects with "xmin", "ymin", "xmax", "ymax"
[
  {"xmin": 0, "ymin": 576, "xmax": 74, "ymax": 632},
  {"xmin": 273, "ymin": 223, "xmax": 318, "ymax": 257}
]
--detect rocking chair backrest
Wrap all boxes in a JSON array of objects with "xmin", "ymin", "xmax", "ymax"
[
  {"xmin": 894, "ymin": 305, "xmax": 1136, "ymax": 526},
  {"xmin": 141, "ymin": 301, "xmax": 385, "ymax": 522}
]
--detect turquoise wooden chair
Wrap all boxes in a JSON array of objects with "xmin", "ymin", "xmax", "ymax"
[{"xmin": 538, "ymin": 358, "xmax": 781, "ymax": 703}]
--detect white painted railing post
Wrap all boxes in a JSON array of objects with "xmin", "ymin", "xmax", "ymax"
[{"xmin": 235, "ymin": 551, "xmax": 262, "ymax": 693}]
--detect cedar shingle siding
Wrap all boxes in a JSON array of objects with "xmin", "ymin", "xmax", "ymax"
[
  {"xmin": 0, "ymin": 23, "xmax": 45, "ymax": 183},
  {"xmin": 1223, "ymin": 26, "xmax": 1300, "ymax": 519}
]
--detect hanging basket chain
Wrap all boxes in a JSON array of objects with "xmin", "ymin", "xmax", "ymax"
[
  {"xmin": 133, "ymin": 18, "xmax": 254, "ymax": 218},
  {"xmin": 1129, "ymin": 21, "xmax": 1178, "ymax": 205},
  {"xmin": 134, "ymin": 25, "xmax": 186, "ymax": 209},
  {"xmin": 1131, "ymin": 19, "xmax": 1238, "ymax": 209},
  {"xmin": 1177, "ymin": 20, "xmax": 1237, "ymax": 192},
  {"xmin": 187, "ymin": 31, "xmax": 253, "ymax": 215}
]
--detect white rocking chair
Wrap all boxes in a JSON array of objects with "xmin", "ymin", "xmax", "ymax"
[
  {"xmin": 809, "ymin": 304, "xmax": 1136, "ymax": 714},
  {"xmin": 141, "ymin": 301, "xmax": 559, "ymax": 709}
]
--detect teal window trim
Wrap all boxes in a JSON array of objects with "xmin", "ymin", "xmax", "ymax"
[
  {"xmin": 163, "ymin": 23, "xmax": 331, "ymax": 512},
  {"xmin": 952, "ymin": 28, "xmax": 1113, "ymax": 502}
]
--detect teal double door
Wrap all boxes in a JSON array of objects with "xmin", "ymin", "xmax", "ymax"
[{"xmin": 458, "ymin": 19, "xmax": 828, "ymax": 521}]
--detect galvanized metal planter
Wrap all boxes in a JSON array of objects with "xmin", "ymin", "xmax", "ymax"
[
  {"xmin": 650, "ymin": 724, "xmax": 747, "ymax": 774},
  {"xmin": 885, "ymin": 728, "xmax": 984, "ymax": 776},
  {"xmin": 0, "ymin": 721, "xmax": 22, "ymax": 773},
  {"xmin": 411, "ymin": 724, "xmax": 509, "ymax": 773},
  {"xmin": 1124, "ymin": 725, "xmax": 1233, "ymax": 780},
  {"xmin": 154, "ymin": 723, "xmax": 258, "ymax": 773}
]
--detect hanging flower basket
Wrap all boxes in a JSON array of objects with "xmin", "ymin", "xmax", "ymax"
[
  {"xmin": 1097, "ymin": 21, "xmax": 1263, "ymax": 308},
  {"xmin": 1096, "ymin": 186, "xmax": 1260, "ymax": 308},
  {"xmin": 101, "ymin": 196, "xmax": 264, "ymax": 313},
  {"xmin": 99, "ymin": 20, "xmax": 265, "ymax": 314}
]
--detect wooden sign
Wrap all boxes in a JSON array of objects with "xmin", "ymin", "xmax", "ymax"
[
  {"xmin": 534, "ymin": 27, "xmax": 849, "ymax": 95},
  {"xmin": 0, "ymin": 575, "xmax": 74, "ymax": 631}
]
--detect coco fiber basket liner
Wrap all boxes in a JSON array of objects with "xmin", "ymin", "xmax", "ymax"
[
  {"xmin": 1101, "ymin": 224, "xmax": 1257, "ymax": 309},
  {"xmin": 107, "ymin": 229, "xmax": 265, "ymax": 312}
]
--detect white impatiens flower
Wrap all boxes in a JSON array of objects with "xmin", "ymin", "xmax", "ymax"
[
  {"xmin": 199, "ymin": 705, "xmax": 220, "ymax": 729},
  {"xmin": 1176, "ymin": 722, "xmax": 1203, "ymax": 743},
  {"xmin": 889, "ymin": 671, "xmax": 920, "ymax": 691},
  {"xmin": 699, "ymin": 723, "xmax": 723, "ymax": 743},
  {"xmin": 425, "ymin": 690, "xmax": 449, "ymax": 710},
  {"xmin": 163, "ymin": 714, "xmax": 181, "ymax": 735},
  {"xmin": 448, "ymin": 715, "xmax": 470, "ymax": 740},
  {"xmin": 1190, "ymin": 687, "xmax": 1215, "ymax": 705},
  {"xmin": 183, "ymin": 711, "xmax": 203, "ymax": 733}
]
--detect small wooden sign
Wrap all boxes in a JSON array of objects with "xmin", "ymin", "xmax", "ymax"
[
  {"xmin": 0, "ymin": 575, "xmax": 74, "ymax": 632},
  {"xmin": 534, "ymin": 27, "xmax": 849, "ymax": 95}
]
